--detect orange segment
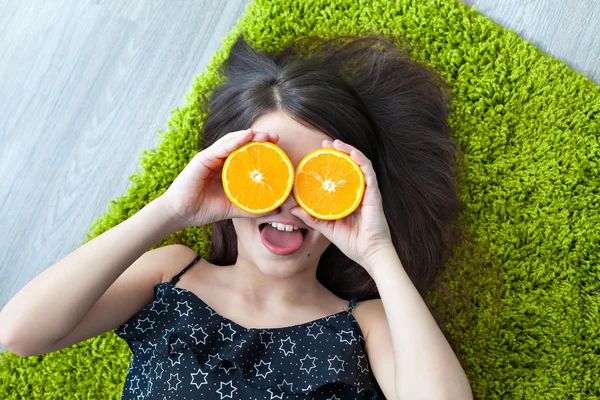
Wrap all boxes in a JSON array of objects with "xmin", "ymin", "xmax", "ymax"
[
  {"xmin": 222, "ymin": 141, "xmax": 294, "ymax": 214},
  {"xmin": 293, "ymin": 148, "xmax": 365, "ymax": 220}
]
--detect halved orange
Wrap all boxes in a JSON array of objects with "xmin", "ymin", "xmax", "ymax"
[
  {"xmin": 293, "ymin": 148, "xmax": 365, "ymax": 220},
  {"xmin": 222, "ymin": 141, "xmax": 294, "ymax": 214}
]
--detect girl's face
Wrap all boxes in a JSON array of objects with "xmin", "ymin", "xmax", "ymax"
[{"xmin": 231, "ymin": 110, "xmax": 333, "ymax": 277}]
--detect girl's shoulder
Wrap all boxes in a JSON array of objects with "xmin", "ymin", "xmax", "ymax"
[{"xmin": 156, "ymin": 244, "xmax": 200, "ymax": 284}]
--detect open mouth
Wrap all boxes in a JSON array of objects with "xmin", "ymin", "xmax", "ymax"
[
  {"xmin": 258, "ymin": 223, "xmax": 308, "ymax": 256},
  {"xmin": 259, "ymin": 223, "xmax": 308, "ymax": 237}
]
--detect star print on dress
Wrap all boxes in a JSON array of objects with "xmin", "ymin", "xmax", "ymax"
[
  {"xmin": 254, "ymin": 359, "xmax": 273, "ymax": 378},
  {"xmin": 174, "ymin": 301, "xmax": 192, "ymax": 317},
  {"xmin": 277, "ymin": 379, "xmax": 294, "ymax": 392},
  {"xmin": 267, "ymin": 388, "xmax": 284, "ymax": 399},
  {"xmin": 168, "ymin": 351, "xmax": 183, "ymax": 367},
  {"xmin": 219, "ymin": 362, "xmax": 236, "ymax": 374},
  {"xmin": 216, "ymin": 380, "xmax": 237, "ymax": 399},
  {"xmin": 190, "ymin": 368, "xmax": 209, "ymax": 389},
  {"xmin": 205, "ymin": 353, "xmax": 222, "ymax": 369},
  {"xmin": 260, "ymin": 330, "xmax": 274, "ymax": 348},
  {"xmin": 128, "ymin": 376, "xmax": 140, "ymax": 393},
  {"xmin": 299, "ymin": 354, "xmax": 317, "ymax": 374},
  {"xmin": 336, "ymin": 329, "xmax": 357, "ymax": 345},
  {"xmin": 218, "ymin": 322, "xmax": 236, "ymax": 341},
  {"xmin": 166, "ymin": 373, "xmax": 181, "ymax": 391},
  {"xmin": 154, "ymin": 361, "xmax": 164, "ymax": 380},
  {"xmin": 279, "ymin": 337, "xmax": 296, "ymax": 356},
  {"xmin": 136, "ymin": 317, "xmax": 155, "ymax": 333},
  {"xmin": 150, "ymin": 297, "xmax": 169, "ymax": 315},
  {"xmin": 357, "ymin": 354, "xmax": 370, "ymax": 374},
  {"xmin": 189, "ymin": 325, "xmax": 209, "ymax": 344},
  {"xmin": 115, "ymin": 259, "xmax": 384, "ymax": 399},
  {"xmin": 328, "ymin": 355, "xmax": 346, "ymax": 373},
  {"xmin": 306, "ymin": 322, "xmax": 324, "ymax": 339},
  {"xmin": 162, "ymin": 327, "xmax": 175, "ymax": 345}
]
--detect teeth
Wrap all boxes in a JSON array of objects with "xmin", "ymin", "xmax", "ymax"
[{"xmin": 268, "ymin": 222, "xmax": 303, "ymax": 232}]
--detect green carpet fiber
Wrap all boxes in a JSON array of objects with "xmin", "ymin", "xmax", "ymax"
[{"xmin": 2, "ymin": 0, "xmax": 599, "ymax": 398}]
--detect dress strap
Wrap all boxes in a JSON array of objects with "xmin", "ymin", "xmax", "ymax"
[
  {"xmin": 169, "ymin": 254, "xmax": 201, "ymax": 285},
  {"xmin": 347, "ymin": 297, "xmax": 358, "ymax": 312}
]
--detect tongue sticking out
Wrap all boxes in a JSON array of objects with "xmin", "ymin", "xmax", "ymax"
[{"xmin": 260, "ymin": 225, "xmax": 305, "ymax": 255}]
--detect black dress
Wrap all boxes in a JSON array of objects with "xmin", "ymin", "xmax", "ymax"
[{"xmin": 115, "ymin": 255, "xmax": 384, "ymax": 399}]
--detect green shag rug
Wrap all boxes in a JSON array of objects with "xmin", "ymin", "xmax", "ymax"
[{"xmin": 2, "ymin": 0, "xmax": 599, "ymax": 399}]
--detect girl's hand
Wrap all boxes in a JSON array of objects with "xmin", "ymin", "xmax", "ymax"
[
  {"xmin": 159, "ymin": 128, "xmax": 279, "ymax": 230},
  {"xmin": 290, "ymin": 139, "xmax": 394, "ymax": 271}
]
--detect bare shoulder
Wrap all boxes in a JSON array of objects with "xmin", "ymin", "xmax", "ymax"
[
  {"xmin": 353, "ymin": 298, "xmax": 387, "ymax": 340},
  {"xmin": 152, "ymin": 244, "xmax": 199, "ymax": 283}
]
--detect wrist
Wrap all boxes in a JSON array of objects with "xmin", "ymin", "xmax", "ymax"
[
  {"xmin": 149, "ymin": 197, "xmax": 190, "ymax": 234},
  {"xmin": 361, "ymin": 244, "xmax": 401, "ymax": 277}
]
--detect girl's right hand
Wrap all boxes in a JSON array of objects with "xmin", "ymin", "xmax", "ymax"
[{"xmin": 158, "ymin": 128, "xmax": 280, "ymax": 230}]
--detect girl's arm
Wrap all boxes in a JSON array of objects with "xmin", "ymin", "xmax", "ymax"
[
  {"xmin": 365, "ymin": 245, "xmax": 473, "ymax": 400},
  {"xmin": 0, "ymin": 197, "xmax": 183, "ymax": 354}
]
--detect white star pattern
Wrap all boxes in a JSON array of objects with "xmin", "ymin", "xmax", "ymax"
[
  {"xmin": 116, "ymin": 278, "xmax": 378, "ymax": 398},
  {"xmin": 267, "ymin": 388, "xmax": 284, "ymax": 399},
  {"xmin": 279, "ymin": 337, "xmax": 296, "ymax": 356},
  {"xmin": 205, "ymin": 353, "xmax": 222, "ymax": 369},
  {"xmin": 254, "ymin": 359, "xmax": 273, "ymax": 378},
  {"xmin": 162, "ymin": 327, "xmax": 175, "ymax": 345},
  {"xmin": 260, "ymin": 330, "xmax": 274, "ymax": 348},
  {"xmin": 169, "ymin": 337, "xmax": 186, "ymax": 354},
  {"xmin": 336, "ymin": 329, "xmax": 357, "ymax": 345},
  {"xmin": 167, "ymin": 373, "xmax": 181, "ymax": 391},
  {"xmin": 154, "ymin": 361, "xmax": 164, "ymax": 379},
  {"xmin": 219, "ymin": 362, "xmax": 236, "ymax": 374},
  {"xmin": 205, "ymin": 305, "xmax": 217, "ymax": 316},
  {"xmin": 190, "ymin": 368, "xmax": 208, "ymax": 389},
  {"xmin": 216, "ymin": 380, "xmax": 237, "ymax": 399},
  {"xmin": 128, "ymin": 375, "xmax": 140, "ymax": 392},
  {"xmin": 174, "ymin": 301, "xmax": 192, "ymax": 317},
  {"xmin": 168, "ymin": 351, "xmax": 183, "ymax": 367},
  {"xmin": 299, "ymin": 354, "xmax": 317, "ymax": 374},
  {"xmin": 218, "ymin": 322, "xmax": 236, "ymax": 341},
  {"xmin": 149, "ymin": 297, "xmax": 169, "ymax": 315},
  {"xmin": 190, "ymin": 325, "xmax": 209, "ymax": 344},
  {"xmin": 277, "ymin": 378, "xmax": 294, "ymax": 392},
  {"xmin": 141, "ymin": 359, "xmax": 152, "ymax": 377},
  {"xmin": 135, "ymin": 317, "xmax": 155, "ymax": 333},
  {"xmin": 306, "ymin": 322, "xmax": 323, "ymax": 339},
  {"xmin": 357, "ymin": 354, "xmax": 370, "ymax": 374},
  {"xmin": 327, "ymin": 355, "xmax": 345, "ymax": 373}
]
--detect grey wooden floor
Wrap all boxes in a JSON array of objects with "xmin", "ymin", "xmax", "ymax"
[{"xmin": 0, "ymin": 0, "xmax": 598, "ymax": 354}]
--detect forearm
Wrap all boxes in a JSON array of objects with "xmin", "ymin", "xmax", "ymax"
[
  {"xmin": 0, "ymin": 197, "xmax": 182, "ymax": 347},
  {"xmin": 365, "ymin": 246, "xmax": 473, "ymax": 400}
]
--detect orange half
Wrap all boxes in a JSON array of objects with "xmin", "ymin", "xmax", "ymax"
[
  {"xmin": 293, "ymin": 148, "xmax": 365, "ymax": 220},
  {"xmin": 222, "ymin": 141, "xmax": 294, "ymax": 214}
]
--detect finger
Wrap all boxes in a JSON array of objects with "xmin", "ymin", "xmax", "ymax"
[
  {"xmin": 203, "ymin": 129, "xmax": 254, "ymax": 164},
  {"xmin": 348, "ymin": 148, "xmax": 377, "ymax": 189},
  {"xmin": 331, "ymin": 140, "xmax": 380, "ymax": 198},
  {"xmin": 322, "ymin": 139, "xmax": 334, "ymax": 148},
  {"xmin": 332, "ymin": 139, "xmax": 355, "ymax": 154},
  {"xmin": 290, "ymin": 206, "xmax": 332, "ymax": 237}
]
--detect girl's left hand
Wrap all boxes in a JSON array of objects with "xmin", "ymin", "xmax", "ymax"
[{"xmin": 290, "ymin": 139, "xmax": 394, "ymax": 272}]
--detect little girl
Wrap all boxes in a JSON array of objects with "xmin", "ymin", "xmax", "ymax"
[{"xmin": 0, "ymin": 34, "xmax": 472, "ymax": 399}]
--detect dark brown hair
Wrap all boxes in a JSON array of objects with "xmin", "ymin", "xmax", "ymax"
[{"xmin": 199, "ymin": 33, "xmax": 465, "ymax": 304}]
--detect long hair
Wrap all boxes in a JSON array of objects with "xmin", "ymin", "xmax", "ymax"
[{"xmin": 199, "ymin": 33, "xmax": 465, "ymax": 305}]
